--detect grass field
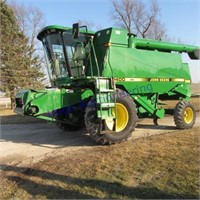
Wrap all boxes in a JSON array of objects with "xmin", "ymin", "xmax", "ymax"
[{"xmin": 1, "ymin": 127, "xmax": 199, "ymax": 199}]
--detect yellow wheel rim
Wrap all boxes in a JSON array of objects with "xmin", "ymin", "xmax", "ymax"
[
  {"xmin": 184, "ymin": 107, "xmax": 193, "ymax": 124},
  {"xmin": 113, "ymin": 103, "xmax": 129, "ymax": 132}
]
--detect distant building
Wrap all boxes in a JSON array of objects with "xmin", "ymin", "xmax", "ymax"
[{"xmin": 0, "ymin": 97, "xmax": 11, "ymax": 109}]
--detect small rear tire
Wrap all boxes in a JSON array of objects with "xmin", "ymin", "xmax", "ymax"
[{"xmin": 174, "ymin": 101, "xmax": 196, "ymax": 129}]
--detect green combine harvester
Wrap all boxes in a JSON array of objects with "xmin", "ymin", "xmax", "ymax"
[{"xmin": 15, "ymin": 23, "xmax": 200, "ymax": 144}]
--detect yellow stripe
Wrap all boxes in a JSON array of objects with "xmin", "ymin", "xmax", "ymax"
[
  {"xmin": 170, "ymin": 78, "xmax": 185, "ymax": 82},
  {"xmin": 185, "ymin": 80, "xmax": 191, "ymax": 83},
  {"xmin": 115, "ymin": 77, "xmax": 191, "ymax": 83},
  {"xmin": 124, "ymin": 78, "xmax": 148, "ymax": 82}
]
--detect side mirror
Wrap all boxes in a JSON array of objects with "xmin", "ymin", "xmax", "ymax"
[{"xmin": 73, "ymin": 23, "xmax": 79, "ymax": 39}]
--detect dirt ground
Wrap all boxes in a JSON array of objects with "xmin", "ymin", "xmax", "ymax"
[{"xmin": 0, "ymin": 111, "xmax": 200, "ymax": 166}]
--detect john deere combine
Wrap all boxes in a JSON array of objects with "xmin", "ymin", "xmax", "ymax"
[{"xmin": 15, "ymin": 23, "xmax": 200, "ymax": 144}]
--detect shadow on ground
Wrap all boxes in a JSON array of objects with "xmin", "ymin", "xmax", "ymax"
[
  {"xmin": 1, "ymin": 123, "xmax": 96, "ymax": 148},
  {"xmin": 1, "ymin": 164, "xmax": 197, "ymax": 199},
  {"xmin": 136, "ymin": 123, "xmax": 176, "ymax": 130},
  {"xmin": 1, "ymin": 120, "xmax": 178, "ymax": 148}
]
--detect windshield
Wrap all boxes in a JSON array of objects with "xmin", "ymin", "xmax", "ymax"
[
  {"xmin": 42, "ymin": 30, "xmax": 89, "ymax": 80},
  {"xmin": 43, "ymin": 32, "xmax": 68, "ymax": 80},
  {"xmin": 63, "ymin": 32, "xmax": 88, "ymax": 77}
]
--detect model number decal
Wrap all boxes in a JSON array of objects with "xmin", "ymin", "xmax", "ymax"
[
  {"xmin": 150, "ymin": 78, "xmax": 170, "ymax": 82},
  {"xmin": 114, "ymin": 77, "xmax": 125, "ymax": 82}
]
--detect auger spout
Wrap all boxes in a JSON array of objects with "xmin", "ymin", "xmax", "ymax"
[{"xmin": 132, "ymin": 38, "xmax": 200, "ymax": 59}]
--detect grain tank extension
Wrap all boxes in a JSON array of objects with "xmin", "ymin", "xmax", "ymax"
[{"xmin": 15, "ymin": 23, "xmax": 200, "ymax": 144}]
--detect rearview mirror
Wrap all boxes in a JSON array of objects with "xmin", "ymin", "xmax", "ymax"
[{"xmin": 73, "ymin": 23, "xmax": 79, "ymax": 39}]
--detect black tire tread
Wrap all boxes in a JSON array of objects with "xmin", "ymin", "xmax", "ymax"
[
  {"xmin": 174, "ymin": 101, "xmax": 196, "ymax": 129},
  {"xmin": 85, "ymin": 90, "xmax": 137, "ymax": 145}
]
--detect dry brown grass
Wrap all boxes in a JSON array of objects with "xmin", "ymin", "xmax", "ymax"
[
  {"xmin": 1, "ymin": 128, "xmax": 199, "ymax": 199},
  {"xmin": 191, "ymin": 83, "xmax": 200, "ymax": 94}
]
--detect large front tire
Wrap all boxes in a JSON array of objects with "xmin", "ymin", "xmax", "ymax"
[
  {"xmin": 85, "ymin": 90, "xmax": 137, "ymax": 144},
  {"xmin": 174, "ymin": 101, "xmax": 196, "ymax": 129}
]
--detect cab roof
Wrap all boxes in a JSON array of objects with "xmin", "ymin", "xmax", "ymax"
[{"xmin": 37, "ymin": 25, "xmax": 95, "ymax": 40}]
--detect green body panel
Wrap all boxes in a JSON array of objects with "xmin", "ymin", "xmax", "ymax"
[
  {"xmin": 104, "ymin": 47, "xmax": 187, "ymax": 78},
  {"xmin": 14, "ymin": 25, "xmax": 199, "ymax": 123},
  {"xmin": 15, "ymin": 88, "xmax": 93, "ymax": 120},
  {"xmin": 94, "ymin": 28, "xmax": 192, "ymax": 81},
  {"xmin": 95, "ymin": 28, "xmax": 128, "ymax": 46}
]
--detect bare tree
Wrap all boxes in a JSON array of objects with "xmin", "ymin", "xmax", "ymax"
[
  {"xmin": 111, "ymin": 0, "xmax": 167, "ymax": 40},
  {"xmin": 8, "ymin": 0, "xmax": 46, "ymax": 50},
  {"xmin": 77, "ymin": 19, "xmax": 102, "ymax": 31}
]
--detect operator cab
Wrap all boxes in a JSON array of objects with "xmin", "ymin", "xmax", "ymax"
[{"xmin": 37, "ymin": 25, "xmax": 94, "ymax": 84}]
